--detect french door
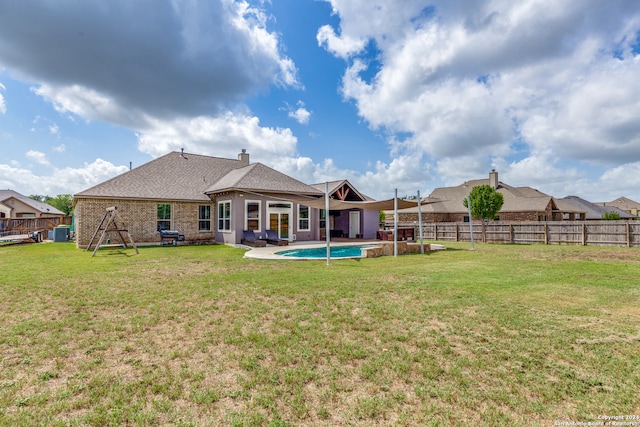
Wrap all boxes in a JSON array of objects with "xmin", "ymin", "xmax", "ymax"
[{"xmin": 267, "ymin": 202, "xmax": 292, "ymax": 240}]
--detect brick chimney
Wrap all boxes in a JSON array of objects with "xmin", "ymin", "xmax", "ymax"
[
  {"xmin": 238, "ymin": 149, "xmax": 249, "ymax": 166},
  {"xmin": 489, "ymin": 169, "xmax": 498, "ymax": 189}
]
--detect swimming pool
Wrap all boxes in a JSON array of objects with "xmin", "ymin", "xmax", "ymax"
[{"xmin": 276, "ymin": 244, "xmax": 377, "ymax": 259}]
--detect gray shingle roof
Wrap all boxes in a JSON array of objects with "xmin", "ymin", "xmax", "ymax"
[
  {"xmin": 74, "ymin": 152, "xmax": 242, "ymax": 201},
  {"xmin": 205, "ymin": 163, "xmax": 323, "ymax": 196},
  {"xmin": 0, "ymin": 189, "xmax": 65, "ymax": 215},
  {"xmin": 74, "ymin": 151, "xmax": 323, "ymax": 202},
  {"xmin": 599, "ymin": 196, "xmax": 640, "ymax": 211},
  {"xmin": 560, "ymin": 196, "xmax": 634, "ymax": 219}
]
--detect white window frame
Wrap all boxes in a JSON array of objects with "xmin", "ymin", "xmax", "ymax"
[
  {"xmin": 217, "ymin": 200, "xmax": 231, "ymax": 232},
  {"xmin": 245, "ymin": 200, "xmax": 262, "ymax": 232},
  {"xmin": 298, "ymin": 204, "xmax": 310, "ymax": 231}
]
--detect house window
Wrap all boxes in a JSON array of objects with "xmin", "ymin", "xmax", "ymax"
[
  {"xmin": 157, "ymin": 204, "xmax": 171, "ymax": 231},
  {"xmin": 320, "ymin": 209, "xmax": 326, "ymax": 229},
  {"xmin": 245, "ymin": 201, "xmax": 261, "ymax": 231},
  {"xmin": 218, "ymin": 201, "xmax": 231, "ymax": 231},
  {"xmin": 199, "ymin": 205, "xmax": 211, "ymax": 231},
  {"xmin": 463, "ymin": 215, "xmax": 470, "ymax": 223},
  {"xmin": 298, "ymin": 205, "xmax": 310, "ymax": 231}
]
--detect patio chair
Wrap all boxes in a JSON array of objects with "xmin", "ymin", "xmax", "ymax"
[
  {"xmin": 265, "ymin": 229, "xmax": 288, "ymax": 246},
  {"xmin": 241, "ymin": 230, "xmax": 267, "ymax": 247}
]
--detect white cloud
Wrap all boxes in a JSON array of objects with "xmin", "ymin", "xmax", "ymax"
[
  {"xmin": 317, "ymin": 25, "xmax": 367, "ymax": 59},
  {"xmin": 32, "ymin": 84, "xmax": 142, "ymax": 128},
  {"xmin": 53, "ymin": 144, "xmax": 66, "ymax": 153},
  {"xmin": 272, "ymin": 153, "xmax": 431, "ymax": 200},
  {"xmin": 286, "ymin": 101, "xmax": 311, "ymax": 125},
  {"xmin": 316, "ymin": 0, "xmax": 640, "ymax": 200},
  {"xmin": 0, "ymin": 159, "xmax": 128, "ymax": 196},
  {"xmin": 597, "ymin": 162, "xmax": 640, "ymax": 201},
  {"xmin": 26, "ymin": 150, "xmax": 50, "ymax": 166},
  {"xmin": 135, "ymin": 112, "xmax": 298, "ymax": 165}
]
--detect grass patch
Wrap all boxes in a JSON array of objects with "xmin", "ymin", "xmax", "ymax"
[{"xmin": 0, "ymin": 241, "xmax": 639, "ymax": 425}]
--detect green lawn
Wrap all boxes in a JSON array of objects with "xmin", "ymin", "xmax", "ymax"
[{"xmin": 1, "ymin": 241, "xmax": 639, "ymax": 426}]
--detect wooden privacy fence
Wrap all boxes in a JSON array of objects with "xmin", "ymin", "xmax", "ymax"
[
  {"xmin": 388, "ymin": 221, "xmax": 640, "ymax": 248},
  {"xmin": 0, "ymin": 216, "xmax": 72, "ymax": 236}
]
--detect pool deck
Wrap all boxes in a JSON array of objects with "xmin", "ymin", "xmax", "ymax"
[
  {"xmin": 242, "ymin": 238, "xmax": 383, "ymax": 260},
  {"xmin": 241, "ymin": 238, "xmax": 443, "ymax": 260}
]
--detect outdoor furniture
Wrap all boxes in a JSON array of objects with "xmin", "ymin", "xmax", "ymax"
[
  {"xmin": 377, "ymin": 230, "xmax": 390, "ymax": 240},
  {"xmin": 389, "ymin": 227, "xmax": 414, "ymax": 241},
  {"xmin": 265, "ymin": 229, "xmax": 288, "ymax": 246},
  {"xmin": 241, "ymin": 230, "xmax": 267, "ymax": 247},
  {"xmin": 159, "ymin": 230, "xmax": 185, "ymax": 246}
]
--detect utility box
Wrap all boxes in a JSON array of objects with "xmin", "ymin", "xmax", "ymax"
[{"xmin": 53, "ymin": 226, "xmax": 70, "ymax": 242}]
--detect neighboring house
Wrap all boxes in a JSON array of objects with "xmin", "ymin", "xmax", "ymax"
[
  {"xmin": 389, "ymin": 170, "xmax": 585, "ymax": 223},
  {"xmin": 73, "ymin": 150, "xmax": 380, "ymax": 248},
  {"xmin": 559, "ymin": 196, "xmax": 636, "ymax": 220},
  {"xmin": 0, "ymin": 190, "xmax": 65, "ymax": 219},
  {"xmin": 596, "ymin": 197, "xmax": 640, "ymax": 218}
]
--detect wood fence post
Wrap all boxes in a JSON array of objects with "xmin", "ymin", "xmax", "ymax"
[
  {"xmin": 544, "ymin": 222, "xmax": 548, "ymax": 245},
  {"xmin": 626, "ymin": 222, "xmax": 631, "ymax": 248},
  {"xmin": 582, "ymin": 223, "xmax": 586, "ymax": 246}
]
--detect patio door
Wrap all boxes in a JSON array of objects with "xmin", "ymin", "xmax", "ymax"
[
  {"xmin": 267, "ymin": 202, "xmax": 292, "ymax": 240},
  {"xmin": 349, "ymin": 211, "xmax": 361, "ymax": 238}
]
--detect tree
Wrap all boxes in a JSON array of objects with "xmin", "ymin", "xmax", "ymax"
[
  {"xmin": 47, "ymin": 194, "xmax": 73, "ymax": 216},
  {"xmin": 602, "ymin": 211, "xmax": 621, "ymax": 220},
  {"xmin": 463, "ymin": 185, "xmax": 504, "ymax": 242},
  {"xmin": 29, "ymin": 195, "xmax": 48, "ymax": 202},
  {"xmin": 29, "ymin": 194, "xmax": 73, "ymax": 216}
]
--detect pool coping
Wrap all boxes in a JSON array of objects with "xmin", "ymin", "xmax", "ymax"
[
  {"xmin": 240, "ymin": 239, "xmax": 444, "ymax": 260},
  {"xmin": 241, "ymin": 240, "xmax": 383, "ymax": 260}
]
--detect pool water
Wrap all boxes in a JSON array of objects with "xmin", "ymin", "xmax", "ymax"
[{"xmin": 276, "ymin": 245, "xmax": 376, "ymax": 259}]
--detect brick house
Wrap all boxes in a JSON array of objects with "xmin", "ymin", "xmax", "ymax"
[
  {"xmin": 73, "ymin": 150, "xmax": 381, "ymax": 248},
  {"xmin": 388, "ymin": 170, "xmax": 585, "ymax": 223}
]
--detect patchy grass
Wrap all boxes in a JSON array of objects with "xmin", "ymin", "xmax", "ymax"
[{"xmin": 0, "ymin": 241, "xmax": 639, "ymax": 426}]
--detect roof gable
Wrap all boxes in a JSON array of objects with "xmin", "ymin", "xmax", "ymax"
[
  {"xmin": 310, "ymin": 180, "xmax": 372, "ymax": 201},
  {"xmin": 605, "ymin": 196, "xmax": 640, "ymax": 210},
  {"xmin": 205, "ymin": 163, "xmax": 323, "ymax": 196}
]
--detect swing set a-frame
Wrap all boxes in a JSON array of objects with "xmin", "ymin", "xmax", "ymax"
[{"xmin": 86, "ymin": 207, "xmax": 139, "ymax": 257}]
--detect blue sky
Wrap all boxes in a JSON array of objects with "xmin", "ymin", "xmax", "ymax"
[{"xmin": 1, "ymin": 0, "xmax": 639, "ymax": 202}]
